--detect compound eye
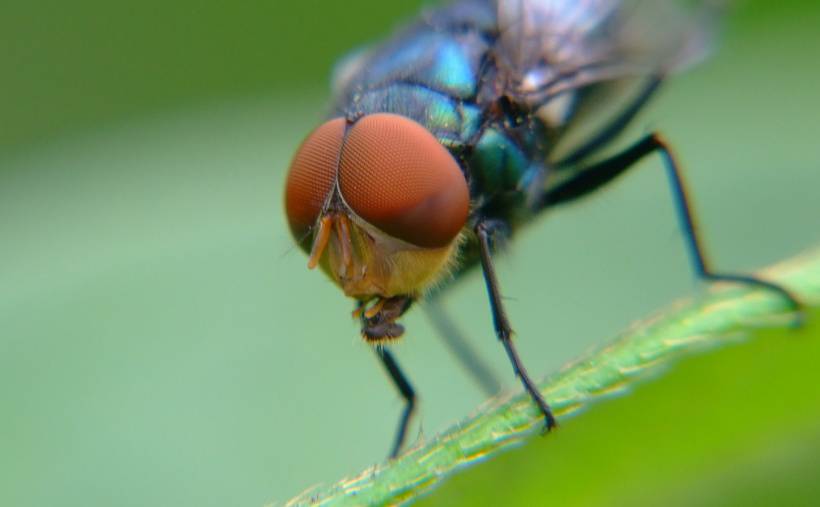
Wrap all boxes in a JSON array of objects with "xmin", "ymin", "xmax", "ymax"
[
  {"xmin": 338, "ymin": 113, "xmax": 469, "ymax": 248},
  {"xmin": 284, "ymin": 118, "xmax": 346, "ymax": 248}
]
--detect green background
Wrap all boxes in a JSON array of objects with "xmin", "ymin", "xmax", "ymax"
[{"xmin": 1, "ymin": 1, "xmax": 819, "ymax": 506}]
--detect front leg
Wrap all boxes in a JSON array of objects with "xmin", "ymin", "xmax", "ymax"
[
  {"xmin": 357, "ymin": 296, "xmax": 417, "ymax": 458},
  {"xmin": 475, "ymin": 221, "xmax": 557, "ymax": 430},
  {"xmin": 374, "ymin": 345, "xmax": 416, "ymax": 459}
]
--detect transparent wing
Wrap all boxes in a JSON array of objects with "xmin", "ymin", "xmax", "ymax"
[{"xmin": 496, "ymin": 0, "xmax": 718, "ymax": 106}]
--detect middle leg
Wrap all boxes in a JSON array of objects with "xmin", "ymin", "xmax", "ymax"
[{"xmin": 423, "ymin": 300, "xmax": 502, "ymax": 397}]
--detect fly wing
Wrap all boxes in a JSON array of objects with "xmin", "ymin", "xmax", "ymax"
[{"xmin": 496, "ymin": 0, "xmax": 718, "ymax": 105}]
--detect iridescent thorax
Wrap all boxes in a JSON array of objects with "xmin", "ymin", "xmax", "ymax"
[
  {"xmin": 284, "ymin": 0, "xmax": 710, "ymax": 338},
  {"xmin": 279, "ymin": 0, "xmax": 791, "ymax": 461}
]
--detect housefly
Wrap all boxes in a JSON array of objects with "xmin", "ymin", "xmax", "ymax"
[{"xmin": 283, "ymin": 0, "xmax": 800, "ymax": 458}]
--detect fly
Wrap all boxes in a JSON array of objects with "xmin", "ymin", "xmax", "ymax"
[{"xmin": 282, "ymin": 0, "xmax": 801, "ymax": 458}]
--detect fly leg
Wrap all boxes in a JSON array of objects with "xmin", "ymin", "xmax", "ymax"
[
  {"xmin": 374, "ymin": 345, "xmax": 416, "ymax": 459},
  {"xmin": 423, "ymin": 301, "xmax": 502, "ymax": 396},
  {"xmin": 543, "ymin": 133, "xmax": 801, "ymax": 313},
  {"xmin": 360, "ymin": 296, "xmax": 416, "ymax": 457},
  {"xmin": 475, "ymin": 220, "xmax": 558, "ymax": 430},
  {"xmin": 555, "ymin": 76, "xmax": 663, "ymax": 167}
]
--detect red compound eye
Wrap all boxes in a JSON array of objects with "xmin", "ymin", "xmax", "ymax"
[
  {"xmin": 284, "ymin": 118, "xmax": 346, "ymax": 247},
  {"xmin": 338, "ymin": 113, "xmax": 469, "ymax": 248}
]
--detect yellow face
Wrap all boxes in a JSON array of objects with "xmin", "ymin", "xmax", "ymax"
[
  {"xmin": 311, "ymin": 211, "xmax": 462, "ymax": 300},
  {"xmin": 284, "ymin": 113, "xmax": 470, "ymax": 305}
]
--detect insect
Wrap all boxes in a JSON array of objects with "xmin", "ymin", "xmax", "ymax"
[{"xmin": 283, "ymin": 0, "xmax": 800, "ymax": 458}]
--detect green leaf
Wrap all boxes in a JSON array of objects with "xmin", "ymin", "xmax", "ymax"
[{"xmin": 284, "ymin": 248, "xmax": 820, "ymax": 506}]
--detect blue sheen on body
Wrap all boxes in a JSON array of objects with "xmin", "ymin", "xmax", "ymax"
[
  {"xmin": 330, "ymin": 0, "xmax": 599, "ymax": 227},
  {"xmin": 471, "ymin": 128, "xmax": 530, "ymax": 192},
  {"xmin": 328, "ymin": 0, "xmax": 700, "ymax": 231},
  {"xmin": 362, "ymin": 33, "xmax": 478, "ymax": 99},
  {"xmin": 356, "ymin": 85, "xmax": 477, "ymax": 147}
]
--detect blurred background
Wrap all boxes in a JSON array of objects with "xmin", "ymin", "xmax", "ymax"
[{"xmin": 1, "ymin": 1, "xmax": 818, "ymax": 506}]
